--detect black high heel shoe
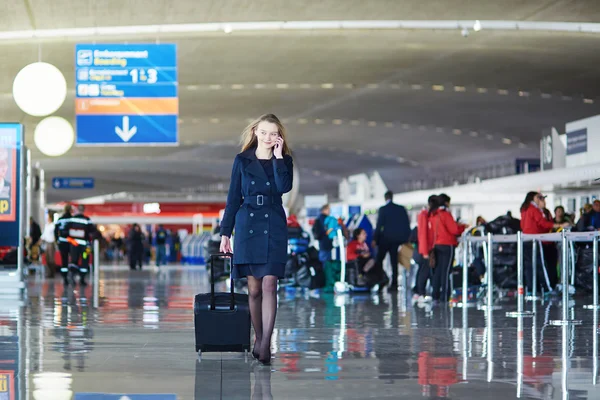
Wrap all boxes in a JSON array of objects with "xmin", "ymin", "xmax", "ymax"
[
  {"xmin": 252, "ymin": 340, "xmax": 260, "ymax": 360},
  {"xmin": 258, "ymin": 349, "xmax": 271, "ymax": 366}
]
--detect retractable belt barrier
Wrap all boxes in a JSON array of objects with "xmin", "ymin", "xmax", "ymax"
[{"xmin": 459, "ymin": 231, "xmax": 599, "ymax": 322}]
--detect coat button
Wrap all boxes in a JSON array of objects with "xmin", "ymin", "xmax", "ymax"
[
  {"xmin": 266, "ymin": 182, "xmax": 270, "ymax": 186},
  {"xmin": 251, "ymin": 181, "xmax": 255, "ymax": 185},
  {"xmin": 264, "ymin": 230, "xmax": 268, "ymax": 234},
  {"xmin": 265, "ymin": 214, "xmax": 269, "ymax": 218},
  {"xmin": 249, "ymin": 230, "xmax": 253, "ymax": 234},
  {"xmin": 250, "ymin": 213, "xmax": 254, "ymax": 217}
]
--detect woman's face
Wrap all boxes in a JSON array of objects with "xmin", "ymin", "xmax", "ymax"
[
  {"xmin": 555, "ymin": 208, "xmax": 564, "ymax": 219},
  {"xmin": 534, "ymin": 194, "xmax": 546, "ymax": 208},
  {"xmin": 358, "ymin": 230, "xmax": 367, "ymax": 242},
  {"xmin": 255, "ymin": 121, "xmax": 280, "ymax": 148}
]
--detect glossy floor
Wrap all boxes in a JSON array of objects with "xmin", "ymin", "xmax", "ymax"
[{"xmin": 0, "ymin": 265, "xmax": 599, "ymax": 399}]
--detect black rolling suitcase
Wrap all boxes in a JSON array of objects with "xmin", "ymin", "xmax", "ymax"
[{"xmin": 194, "ymin": 252, "xmax": 251, "ymax": 354}]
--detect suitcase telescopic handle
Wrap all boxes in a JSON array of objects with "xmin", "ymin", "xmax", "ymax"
[{"xmin": 210, "ymin": 253, "xmax": 235, "ymax": 311}]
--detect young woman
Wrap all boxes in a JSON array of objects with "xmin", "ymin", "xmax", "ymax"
[
  {"xmin": 520, "ymin": 192, "xmax": 567, "ymax": 292},
  {"xmin": 554, "ymin": 206, "xmax": 573, "ymax": 226},
  {"xmin": 219, "ymin": 114, "xmax": 293, "ymax": 365},
  {"xmin": 430, "ymin": 194, "xmax": 466, "ymax": 303},
  {"xmin": 413, "ymin": 195, "xmax": 439, "ymax": 302}
]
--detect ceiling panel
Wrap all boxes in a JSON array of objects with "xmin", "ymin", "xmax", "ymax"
[
  {"xmin": 23, "ymin": 0, "xmax": 600, "ymax": 29},
  {"xmin": 0, "ymin": 2, "xmax": 32, "ymax": 31},
  {"xmin": 1, "ymin": 3, "xmax": 599, "ymax": 199},
  {"xmin": 22, "ymin": 0, "xmax": 600, "ymax": 31}
]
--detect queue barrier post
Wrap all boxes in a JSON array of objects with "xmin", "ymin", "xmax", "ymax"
[
  {"xmin": 93, "ymin": 239, "xmax": 100, "ymax": 309},
  {"xmin": 593, "ymin": 306, "xmax": 598, "ymax": 386},
  {"xmin": 550, "ymin": 231, "xmax": 582, "ymax": 326},
  {"xmin": 487, "ymin": 233, "xmax": 494, "ymax": 310},
  {"xmin": 506, "ymin": 231, "xmax": 533, "ymax": 318},
  {"xmin": 525, "ymin": 240, "xmax": 541, "ymax": 302},
  {"xmin": 459, "ymin": 231, "xmax": 597, "ymax": 317},
  {"xmin": 583, "ymin": 231, "xmax": 599, "ymax": 310},
  {"xmin": 462, "ymin": 233, "xmax": 469, "ymax": 309}
]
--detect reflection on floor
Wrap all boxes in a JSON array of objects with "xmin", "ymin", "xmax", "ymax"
[{"xmin": 0, "ymin": 264, "xmax": 598, "ymax": 399}]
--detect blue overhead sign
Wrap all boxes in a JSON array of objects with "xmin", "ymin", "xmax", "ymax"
[
  {"xmin": 566, "ymin": 128, "xmax": 587, "ymax": 156},
  {"xmin": 75, "ymin": 43, "xmax": 178, "ymax": 146},
  {"xmin": 52, "ymin": 177, "xmax": 95, "ymax": 190}
]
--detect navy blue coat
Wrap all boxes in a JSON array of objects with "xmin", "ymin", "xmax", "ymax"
[
  {"xmin": 220, "ymin": 147, "xmax": 294, "ymax": 265},
  {"xmin": 374, "ymin": 202, "xmax": 411, "ymax": 245}
]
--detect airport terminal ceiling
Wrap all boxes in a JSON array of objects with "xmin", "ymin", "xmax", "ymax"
[{"xmin": 1, "ymin": 0, "xmax": 600, "ymax": 202}]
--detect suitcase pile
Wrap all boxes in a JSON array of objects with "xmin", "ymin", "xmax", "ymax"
[{"xmin": 194, "ymin": 252, "xmax": 251, "ymax": 354}]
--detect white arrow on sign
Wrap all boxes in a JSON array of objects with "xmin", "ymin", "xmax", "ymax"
[
  {"xmin": 115, "ymin": 116, "xmax": 138, "ymax": 142},
  {"xmin": 53, "ymin": 180, "xmax": 60, "ymax": 188}
]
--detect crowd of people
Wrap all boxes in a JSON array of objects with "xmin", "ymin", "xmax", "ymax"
[
  {"xmin": 22, "ymin": 205, "xmax": 180, "ymax": 282},
  {"xmin": 335, "ymin": 190, "xmax": 599, "ymax": 305},
  {"xmin": 97, "ymin": 223, "xmax": 178, "ymax": 270}
]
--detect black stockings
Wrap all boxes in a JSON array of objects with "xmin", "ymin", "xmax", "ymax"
[{"xmin": 247, "ymin": 275, "xmax": 278, "ymax": 363}]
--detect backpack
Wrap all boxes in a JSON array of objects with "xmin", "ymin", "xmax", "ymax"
[{"xmin": 312, "ymin": 217, "xmax": 323, "ymax": 240}]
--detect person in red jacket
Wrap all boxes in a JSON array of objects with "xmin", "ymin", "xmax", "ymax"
[
  {"xmin": 413, "ymin": 195, "xmax": 439, "ymax": 302},
  {"xmin": 430, "ymin": 194, "xmax": 467, "ymax": 303},
  {"xmin": 520, "ymin": 191, "xmax": 566, "ymax": 292},
  {"xmin": 346, "ymin": 228, "xmax": 376, "ymax": 273}
]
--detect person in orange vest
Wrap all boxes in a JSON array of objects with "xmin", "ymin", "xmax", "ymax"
[
  {"xmin": 68, "ymin": 205, "xmax": 95, "ymax": 285},
  {"xmin": 54, "ymin": 204, "xmax": 74, "ymax": 286}
]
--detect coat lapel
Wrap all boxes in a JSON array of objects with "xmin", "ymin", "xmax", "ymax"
[{"xmin": 240, "ymin": 147, "xmax": 268, "ymax": 180}]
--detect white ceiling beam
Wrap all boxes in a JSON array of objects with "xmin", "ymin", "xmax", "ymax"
[{"xmin": 0, "ymin": 20, "xmax": 598, "ymax": 42}]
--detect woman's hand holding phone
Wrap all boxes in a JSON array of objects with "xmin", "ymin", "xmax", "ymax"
[{"xmin": 273, "ymin": 136, "xmax": 284, "ymax": 159}]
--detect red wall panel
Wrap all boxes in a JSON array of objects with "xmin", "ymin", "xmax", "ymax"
[{"xmin": 71, "ymin": 202, "xmax": 225, "ymax": 217}]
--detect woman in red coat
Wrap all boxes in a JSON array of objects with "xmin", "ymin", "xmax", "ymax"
[
  {"xmin": 413, "ymin": 195, "xmax": 439, "ymax": 301},
  {"xmin": 520, "ymin": 192, "xmax": 566, "ymax": 292},
  {"xmin": 430, "ymin": 194, "xmax": 467, "ymax": 303}
]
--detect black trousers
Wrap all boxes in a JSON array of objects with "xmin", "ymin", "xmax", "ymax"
[
  {"xmin": 70, "ymin": 245, "xmax": 90, "ymax": 279},
  {"xmin": 431, "ymin": 245, "xmax": 454, "ymax": 302},
  {"xmin": 414, "ymin": 257, "xmax": 431, "ymax": 296},
  {"xmin": 523, "ymin": 242, "xmax": 555, "ymax": 292},
  {"xmin": 58, "ymin": 242, "xmax": 71, "ymax": 279},
  {"xmin": 375, "ymin": 242, "xmax": 401, "ymax": 287},
  {"xmin": 542, "ymin": 243, "xmax": 558, "ymax": 290},
  {"xmin": 129, "ymin": 249, "xmax": 143, "ymax": 270}
]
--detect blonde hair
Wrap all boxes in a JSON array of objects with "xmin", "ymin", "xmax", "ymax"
[{"xmin": 240, "ymin": 114, "xmax": 291, "ymax": 155}]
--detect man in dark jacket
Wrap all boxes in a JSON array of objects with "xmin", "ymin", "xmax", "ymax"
[{"xmin": 373, "ymin": 191, "xmax": 411, "ymax": 292}]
